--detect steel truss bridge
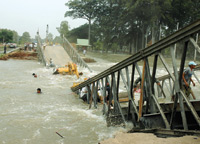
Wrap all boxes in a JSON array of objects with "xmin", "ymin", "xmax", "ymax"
[{"xmin": 70, "ymin": 20, "xmax": 200, "ymax": 131}]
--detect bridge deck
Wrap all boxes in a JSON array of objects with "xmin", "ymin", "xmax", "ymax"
[{"xmin": 43, "ymin": 46, "xmax": 72, "ymax": 66}]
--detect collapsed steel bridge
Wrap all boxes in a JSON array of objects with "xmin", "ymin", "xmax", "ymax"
[{"xmin": 71, "ymin": 20, "xmax": 200, "ymax": 130}]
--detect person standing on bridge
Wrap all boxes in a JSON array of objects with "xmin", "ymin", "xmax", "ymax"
[
  {"xmin": 182, "ymin": 61, "xmax": 196, "ymax": 99},
  {"xmin": 43, "ymin": 44, "xmax": 46, "ymax": 50},
  {"xmin": 83, "ymin": 48, "xmax": 86, "ymax": 56}
]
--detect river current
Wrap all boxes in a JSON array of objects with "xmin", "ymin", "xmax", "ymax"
[{"xmin": 1, "ymin": 52, "xmax": 200, "ymax": 144}]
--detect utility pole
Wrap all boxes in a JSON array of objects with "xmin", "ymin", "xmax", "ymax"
[{"xmin": 46, "ymin": 24, "xmax": 49, "ymax": 45}]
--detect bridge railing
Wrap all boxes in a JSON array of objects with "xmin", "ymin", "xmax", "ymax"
[
  {"xmin": 71, "ymin": 19, "xmax": 200, "ymax": 130},
  {"xmin": 36, "ymin": 34, "xmax": 46, "ymax": 66},
  {"xmin": 62, "ymin": 37, "xmax": 92, "ymax": 72}
]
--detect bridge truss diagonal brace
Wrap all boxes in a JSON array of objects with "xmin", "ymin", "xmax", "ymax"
[
  {"xmin": 37, "ymin": 35, "xmax": 47, "ymax": 66},
  {"xmin": 158, "ymin": 51, "xmax": 188, "ymax": 130},
  {"xmin": 120, "ymin": 69, "xmax": 139, "ymax": 117},
  {"xmin": 170, "ymin": 45, "xmax": 188, "ymax": 130},
  {"xmin": 189, "ymin": 37, "xmax": 200, "ymax": 53},
  {"xmin": 112, "ymin": 73, "xmax": 126, "ymax": 125},
  {"xmin": 63, "ymin": 37, "xmax": 92, "ymax": 72},
  {"xmin": 180, "ymin": 90, "xmax": 200, "ymax": 127}
]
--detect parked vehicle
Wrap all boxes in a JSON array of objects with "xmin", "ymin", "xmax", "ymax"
[{"xmin": 9, "ymin": 43, "xmax": 17, "ymax": 48}]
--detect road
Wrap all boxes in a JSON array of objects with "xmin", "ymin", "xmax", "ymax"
[{"xmin": 43, "ymin": 45, "xmax": 72, "ymax": 67}]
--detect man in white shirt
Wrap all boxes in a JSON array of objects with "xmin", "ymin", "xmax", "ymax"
[{"xmin": 80, "ymin": 87, "xmax": 87, "ymax": 102}]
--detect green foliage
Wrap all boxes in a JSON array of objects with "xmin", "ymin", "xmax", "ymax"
[
  {"xmin": 65, "ymin": 0, "xmax": 200, "ymax": 56},
  {"xmin": 67, "ymin": 24, "xmax": 88, "ymax": 43},
  {"xmin": 57, "ymin": 21, "xmax": 69, "ymax": 38},
  {"xmin": 19, "ymin": 32, "xmax": 31, "ymax": 44},
  {"xmin": 53, "ymin": 36, "xmax": 62, "ymax": 44},
  {"xmin": 47, "ymin": 33, "xmax": 54, "ymax": 43},
  {"xmin": 65, "ymin": 0, "xmax": 97, "ymax": 21},
  {"xmin": 93, "ymin": 40, "xmax": 103, "ymax": 51},
  {"xmin": 12, "ymin": 31, "xmax": 19, "ymax": 44},
  {"xmin": 0, "ymin": 29, "xmax": 13, "ymax": 43},
  {"xmin": 65, "ymin": 0, "xmax": 98, "ymax": 43},
  {"xmin": 0, "ymin": 54, "xmax": 4, "ymax": 58}
]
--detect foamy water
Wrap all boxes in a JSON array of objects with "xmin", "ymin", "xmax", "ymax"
[
  {"xmin": 1, "ymin": 54, "xmax": 200, "ymax": 144},
  {"xmin": 0, "ymin": 59, "xmax": 129, "ymax": 144}
]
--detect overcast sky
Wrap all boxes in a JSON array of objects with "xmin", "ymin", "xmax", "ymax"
[{"xmin": 0, "ymin": 0, "xmax": 87, "ymax": 39}]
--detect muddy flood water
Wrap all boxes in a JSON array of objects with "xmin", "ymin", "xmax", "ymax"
[
  {"xmin": 0, "ymin": 57, "xmax": 129, "ymax": 144},
  {"xmin": 1, "ymin": 52, "xmax": 200, "ymax": 144}
]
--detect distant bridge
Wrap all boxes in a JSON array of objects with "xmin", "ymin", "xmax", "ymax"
[{"xmin": 36, "ymin": 36, "xmax": 91, "ymax": 71}]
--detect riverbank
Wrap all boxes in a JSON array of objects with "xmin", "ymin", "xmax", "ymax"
[
  {"xmin": 0, "ymin": 47, "xmax": 15, "ymax": 53},
  {"xmin": 0, "ymin": 50, "xmax": 37, "ymax": 60},
  {"xmin": 79, "ymin": 51, "xmax": 131, "ymax": 63},
  {"xmin": 100, "ymin": 132, "xmax": 200, "ymax": 144}
]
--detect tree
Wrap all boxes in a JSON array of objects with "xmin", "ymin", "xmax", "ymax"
[
  {"xmin": 47, "ymin": 33, "xmax": 54, "ymax": 43},
  {"xmin": 53, "ymin": 36, "xmax": 62, "ymax": 44},
  {"xmin": 19, "ymin": 32, "xmax": 31, "ymax": 44},
  {"xmin": 65, "ymin": 0, "xmax": 98, "ymax": 44},
  {"xmin": 67, "ymin": 24, "xmax": 88, "ymax": 43},
  {"xmin": 57, "ymin": 21, "xmax": 70, "ymax": 38},
  {"xmin": 0, "ymin": 29, "xmax": 13, "ymax": 43},
  {"xmin": 12, "ymin": 31, "xmax": 19, "ymax": 44},
  {"xmin": 64, "ymin": 0, "xmax": 200, "ymax": 56}
]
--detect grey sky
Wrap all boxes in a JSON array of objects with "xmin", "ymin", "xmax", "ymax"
[{"xmin": 0, "ymin": 0, "xmax": 87, "ymax": 39}]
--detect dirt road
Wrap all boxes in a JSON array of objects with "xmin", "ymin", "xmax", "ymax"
[{"xmin": 43, "ymin": 46, "xmax": 72, "ymax": 66}]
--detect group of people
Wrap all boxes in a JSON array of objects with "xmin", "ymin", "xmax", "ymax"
[
  {"xmin": 32, "ymin": 73, "xmax": 42, "ymax": 94},
  {"xmin": 79, "ymin": 61, "xmax": 197, "ymax": 105},
  {"xmin": 79, "ymin": 78, "xmax": 111, "ymax": 106},
  {"xmin": 133, "ymin": 61, "xmax": 197, "ymax": 100},
  {"xmin": 24, "ymin": 43, "xmax": 36, "ymax": 51},
  {"xmin": 79, "ymin": 78, "xmax": 104, "ymax": 102}
]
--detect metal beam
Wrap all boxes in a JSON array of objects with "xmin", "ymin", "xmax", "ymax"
[
  {"xmin": 128, "ymin": 64, "xmax": 135, "ymax": 120},
  {"xmin": 170, "ymin": 46, "xmax": 188, "ymax": 130},
  {"xmin": 151, "ymin": 54, "xmax": 158, "ymax": 94},
  {"xmin": 158, "ymin": 53, "xmax": 175, "ymax": 81},
  {"xmin": 138, "ymin": 60, "xmax": 146, "ymax": 121},
  {"xmin": 63, "ymin": 37, "xmax": 92, "ymax": 72},
  {"xmin": 151, "ymin": 94, "xmax": 170, "ymax": 129},
  {"xmin": 120, "ymin": 70, "xmax": 139, "ymax": 117},
  {"xmin": 189, "ymin": 37, "xmax": 200, "ymax": 53},
  {"xmin": 145, "ymin": 58, "xmax": 156, "ymax": 113},
  {"xmin": 180, "ymin": 90, "xmax": 200, "ymax": 127},
  {"xmin": 112, "ymin": 73, "xmax": 126, "ymax": 123},
  {"xmin": 72, "ymin": 20, "xmax": 200, "ymax": 92}
]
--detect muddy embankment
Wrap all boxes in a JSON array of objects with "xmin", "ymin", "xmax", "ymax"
[
  {"xmin": 100, "ymin": 132, "xmax": 200, "ymax": 144},
  {"xmin": 0, "ymin": 50, "xmax": 37, "ymax": 60}
]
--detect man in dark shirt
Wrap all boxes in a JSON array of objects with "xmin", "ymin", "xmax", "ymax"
[{"xmin": 4, "ymin": 43, "xmax": 7, "ymax": 54}]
